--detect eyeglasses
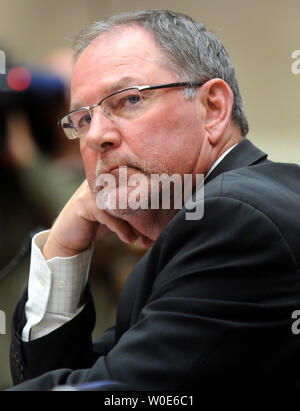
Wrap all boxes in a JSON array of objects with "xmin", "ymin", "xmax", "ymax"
[{"xmin": 58, "ymin": 81, "xmax": 206, "ymax": 140}]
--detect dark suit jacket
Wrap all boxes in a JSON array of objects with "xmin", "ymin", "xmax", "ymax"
[{"xmin": 9, "ymin": 139, "xmax": 300, "ymax": 391}]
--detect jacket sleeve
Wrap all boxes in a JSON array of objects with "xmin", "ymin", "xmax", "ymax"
[
  {"xmin": 9, "ymin": 195, "xmax": 300, "ymax": 391},
  {"xmin": 10, "ymin": 284, "xmax": 116, "ymax": 386}
]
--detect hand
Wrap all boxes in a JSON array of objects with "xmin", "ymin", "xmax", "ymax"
[{"xmin": 43, "ymin": 180, "xmax": 143, "ymax": 259}]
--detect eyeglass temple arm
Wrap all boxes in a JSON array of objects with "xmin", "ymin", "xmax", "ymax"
[{"xmin": 140, "ymin": 81, "xmax": 206, "ymax": 91}]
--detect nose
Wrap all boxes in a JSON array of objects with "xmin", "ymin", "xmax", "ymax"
[{"xmin": 84, "ymin": 109, "xmax": 122, "ymax": 152}]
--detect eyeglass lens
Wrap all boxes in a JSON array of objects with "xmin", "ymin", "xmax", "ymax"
[{"xmin": 61, "ymin": 88, "xmax": 143, "ymax": 139}]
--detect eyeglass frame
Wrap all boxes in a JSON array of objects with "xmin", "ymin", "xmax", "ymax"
[{"xmin": 58, "ymin": 81, "xmax": 207, "ymax": 139}]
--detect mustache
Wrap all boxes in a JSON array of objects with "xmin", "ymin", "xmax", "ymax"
[
  {"xmin": 95, "ymin": 158, "xmax": 141, "ymax": 178},
  {"xmin": 91, "ymin": 155, "xmax": 169, "ymax": 195},
  {"xmin": 94, "ymin": 155, "xmax": 169, "ymax": 179}
]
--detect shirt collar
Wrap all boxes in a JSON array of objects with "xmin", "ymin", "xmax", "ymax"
[{"xmin": 204, "ymin": 143, "xmax": 239, "ymax": 181}]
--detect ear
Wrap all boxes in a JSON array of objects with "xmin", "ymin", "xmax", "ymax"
[{"xmin": 199, "ymin": 79, "xmax": 234, "ymax": 145}]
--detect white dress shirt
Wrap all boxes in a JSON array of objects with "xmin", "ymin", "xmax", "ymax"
[
  {"xmin": 22, "ymin": 231, "xmax": 93, "ymax": 341},
  {"xmin": 22, "ymin": 144, "xmax": 237, "ymax": 342}
]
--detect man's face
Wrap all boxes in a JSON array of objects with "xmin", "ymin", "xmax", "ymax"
[{"xmin": 71, "ymin": 26, "xmax": 205, "ymax": 215}]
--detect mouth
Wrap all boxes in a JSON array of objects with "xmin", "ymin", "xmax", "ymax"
[
  {"xmin": 99, "ymin": 164, "xmax": 142, "ymax": 176},
  {"xmin": 100, "ymin": 165, "xmax": 120, "ymax": 174},
  {"xmin": 93, "ymin": 164, "xmax": 145, "ymax": 193}
]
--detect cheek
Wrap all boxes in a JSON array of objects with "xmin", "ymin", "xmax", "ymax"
[
  {"xmin": 132, "ymin": 113, "xmax": 200, "ymax": 173},
  {"xmin": 80, "ymin": 143, "xmax": 98, "ymax": 186}
]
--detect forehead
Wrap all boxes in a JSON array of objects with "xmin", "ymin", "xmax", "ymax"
[{"xmin": 71, "ymin": 26, "xmax": 174, "ymax": 106}]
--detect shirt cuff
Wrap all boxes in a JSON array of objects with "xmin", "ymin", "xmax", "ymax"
[{"xmin": 22, "ymin": 230, "xmax": 93, "ymax": 342}]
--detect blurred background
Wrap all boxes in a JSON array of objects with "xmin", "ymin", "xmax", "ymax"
[{"xmin": 0, "ymin": 0, "xmax": 299, "ymax": 389}]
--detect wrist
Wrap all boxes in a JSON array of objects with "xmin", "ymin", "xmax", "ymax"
[{"xmin": 43, "ymin": 238, "xmax": 82, "ymax": 260}]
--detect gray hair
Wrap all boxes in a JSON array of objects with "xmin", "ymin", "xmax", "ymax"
[{"xmin": 73, "ymin": 10, "xmax": 249, "ymax": 136}]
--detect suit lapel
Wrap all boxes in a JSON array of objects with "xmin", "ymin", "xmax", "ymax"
[
  {"xmin": 204, "ymin": 139, "xmax": 268, "ymax": 185},
  {"xmin": 116, "ymin": 139, "xmax": 268, "ymax": 339}
]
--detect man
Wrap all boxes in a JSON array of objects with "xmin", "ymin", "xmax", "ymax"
[{"xmin": 9, "ymin": 10, "xmax": 300, "ymax": 391}]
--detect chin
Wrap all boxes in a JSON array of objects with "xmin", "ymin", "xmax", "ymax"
[
  {"xmin": 105, "ymin": 206, "xmax": 145, "ymax": 218},
  {"xmin": 96, "ymin": 184, "xmax": 151, "ymax": 218}
]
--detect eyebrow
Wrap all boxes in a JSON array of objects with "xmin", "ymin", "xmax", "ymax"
[
  {"xmin": 105, "ymin": 76, "xmax": 139, "ymax": 94},
  {"xmin": 69, "ymin": 76, "xmax": 141, "ymax": 112}
]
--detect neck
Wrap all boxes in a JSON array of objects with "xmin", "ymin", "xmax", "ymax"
[{"xmin": 197, "ymin": 129, "xmax": 243, "ymax": 178}]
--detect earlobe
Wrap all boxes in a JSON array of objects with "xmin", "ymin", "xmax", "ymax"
[
  {"xmin": 207, "ymin": 132, "xmax": 217, "ymax": 146},
  {"xmin": 201, "ymin": 79, "xmax": 234, "ymax": 145}
]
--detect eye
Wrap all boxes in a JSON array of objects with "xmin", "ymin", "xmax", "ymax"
[
  {"xmin": 102, "ymin": 88, "xmax": 145, "ymax": 118},
  {"xmin": 115, "ymin": 93, "xmax": 142, "ymax": 110},
  {"xmin": 73, "ymin": 111, "xmax": 92, "ymax": 130},
  {"xmin": 105, "ymin": 90, "xmax": 142, "ymax": 115},
  {"xmin": 126, "ymin": 94, "xmax": 141, "ymax": 105},
  {"xmin": 79, "ymin": 113, "xmax": 92, "ymax": 126}
]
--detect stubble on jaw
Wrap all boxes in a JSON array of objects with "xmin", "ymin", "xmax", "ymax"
[{"xmin": 91, "ymin": 153, "xmax": 177, "ymax": 217}]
